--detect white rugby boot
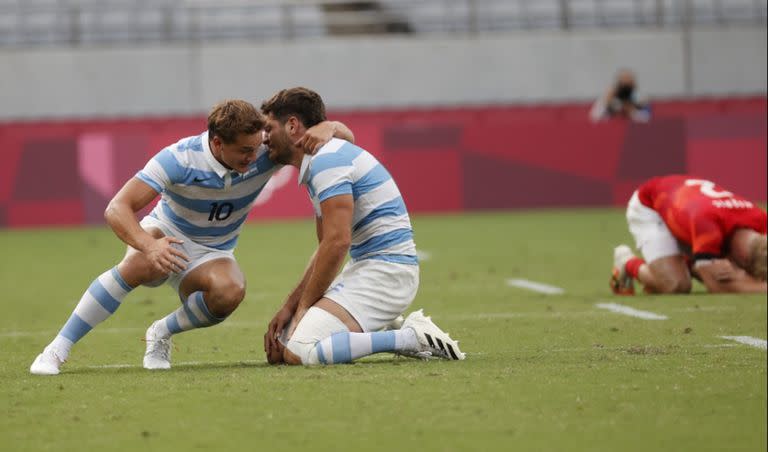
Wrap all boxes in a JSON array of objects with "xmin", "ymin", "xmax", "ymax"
[
  {"xmin": 143, "ymin": 321, "xmax": 172, "ymax": 370},
  {"xmin": 611, "ymin": 244, "xmax": 636, "ymax": 296},
  {"xmin": 401, "ymin": 309, "xmax": 465, "ymax": 360},
  {"xmin": 30, "ymin": 345, "xmax": 66, "ymax": 375}
]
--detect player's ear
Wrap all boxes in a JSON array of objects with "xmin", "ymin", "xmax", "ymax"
[{"xmin": 210, "ymin": 135, "xmax": 221, "ymax": 151}]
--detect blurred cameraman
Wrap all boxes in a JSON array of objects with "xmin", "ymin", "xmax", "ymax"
[{"xmin": 589, "ymin": 69, "xmax": 651, "ymax": 123}]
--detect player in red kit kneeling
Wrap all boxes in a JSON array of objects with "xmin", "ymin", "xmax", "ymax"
[{"xmin": 611, "ymin": 175, "xmax": 767, "ymax": 295}]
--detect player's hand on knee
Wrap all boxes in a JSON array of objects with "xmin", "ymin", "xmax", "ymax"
[
  {"xmin": 266, "ymin": 307, "xmax": 292, "ymax": 354},
  {"xmin": 146, "ymin": 237, "xmax": 189, "ymax": 275},
  {"xmin": 265, "ymin": 334, "xmax": 285, "ymax": 364}
]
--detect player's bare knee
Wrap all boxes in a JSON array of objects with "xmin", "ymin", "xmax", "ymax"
[
  {"xmin": 282, "ymin": 346, "xmax": 304, "ymax": 365},
  {"xmin": 221, "ymin": 280, "xmax": 246, "ymax": 306},
  {"xmin": 208, "ymin": 280, "xmax": 246, "ymax": 316},
  {"xmin": 657, "ymin": 276, "xmax": 691, "ymax": 294},
  {"xmin": 675, "ymin": 278, "xmax": 692, "ymax": 294},
  {"xmin": 667, "ymin": 274, "xmax": 692, "ymax": 293}
]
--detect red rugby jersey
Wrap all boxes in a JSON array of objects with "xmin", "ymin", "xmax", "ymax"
[{"xmin": 637, "ymin": 175, "xmax": 767, "ymax": 259}]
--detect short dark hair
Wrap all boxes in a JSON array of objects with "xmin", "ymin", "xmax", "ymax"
[
  {"xmin": 208, "ymin": 99, "xmax": 265, "ymax": 144},
  {"xmin": 261, "ymin": 87, "xmax": 327, "ymax": 128}
]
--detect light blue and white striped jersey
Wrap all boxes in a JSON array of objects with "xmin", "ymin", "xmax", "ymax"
[
  {"xmin": 299, "ymin": 138, "xmax": 417, "ymax": 265},
  {"xmin": 136, "ymin": 131, "xmax": 280, "ymax": 250}
]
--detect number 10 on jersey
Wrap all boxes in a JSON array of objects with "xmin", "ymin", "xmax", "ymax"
[{"xmin": 208, "ymin": 202, "xmax": 234, "ymax": 221}]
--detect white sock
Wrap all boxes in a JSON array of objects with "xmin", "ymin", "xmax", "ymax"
[{"xmin": 51, "ymin": 267, "xmax": 134, "ymax": 360}]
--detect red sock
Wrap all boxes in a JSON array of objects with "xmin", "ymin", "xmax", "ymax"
[{"xmin": 625, "ymin": 257, "xmax": 645, "ymax": 278}]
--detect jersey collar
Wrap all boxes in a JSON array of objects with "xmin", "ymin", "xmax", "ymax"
[
  {"xmin": 298, "ymin": 154, "xmax": 312, "ymax": 186},
  {"xmin": 298, "ymin": 138, "xmax": 345, "ymax": 186},
  {"xmin": 202, "ymin": 131, "xmax": 230, "ymax": 179}
]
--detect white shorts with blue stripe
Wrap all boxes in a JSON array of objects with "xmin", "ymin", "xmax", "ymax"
[
  {"xmin": 323, "ymin": 258, "xmax": 419, "ymax": 332},
  {"xmin": 139, "ymin": 215, "xmax": 236, "ymax": 293}
]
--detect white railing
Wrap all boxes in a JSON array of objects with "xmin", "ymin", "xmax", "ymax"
[{"xmin": 0, "ymin": 0, "xmax": 765, "ymax": 47}]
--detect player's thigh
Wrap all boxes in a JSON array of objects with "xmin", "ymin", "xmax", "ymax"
[
  {"xmin": 116, "ymin": 226, "xmax": 169, "ymax": 287},
  {"xmin": 648, "ymin": 255, "xmax": 692, "ymax": 292},
  {"xmin": 178, "ymin": 257, "xmax": 245, "ymax": 301},
  {"xmin": 627, "ymin": 195, "xmax": 682, "ymax": 262},
  {"xmin": 324, "ymin": 259, "xmax": 419, "ymax": 332},
  {"xmin": 314, "ymin": 298, "xmax": 363, "ymax": 333}
]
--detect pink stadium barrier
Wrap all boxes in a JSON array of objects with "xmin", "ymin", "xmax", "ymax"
[{"xmin": 0, "ymin": 97, "xmax": 765, "ymax": 227}]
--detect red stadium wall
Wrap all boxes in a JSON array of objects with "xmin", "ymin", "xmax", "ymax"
[{"xmin": 0, "ymin": 97, "xmax": 765, "ymax": 228}]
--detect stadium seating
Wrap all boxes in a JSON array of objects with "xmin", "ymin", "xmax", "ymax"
[{"xmin": 0, "ymin": 0, "xmax": 765, "ymax": 46}]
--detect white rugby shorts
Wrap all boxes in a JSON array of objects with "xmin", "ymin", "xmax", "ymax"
[
  {"xmin": 323, "ymin": 258, "xmax": 420, "ymax": 332},
  {"xmin": 139, "ymin": 215, "xmax": 236, "ymax": 292},
  {"xmin": 626, "ymin": 191, "xmax": 683, "ymax": 263}
]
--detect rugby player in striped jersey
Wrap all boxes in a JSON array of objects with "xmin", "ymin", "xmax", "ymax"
[
  {"xmin": 261, "ymin": 88, "xmax": 465, "ymax": 365},
  {"xmin": 31, "ymin": 99, "xmax": 354, "ymax": 375}
]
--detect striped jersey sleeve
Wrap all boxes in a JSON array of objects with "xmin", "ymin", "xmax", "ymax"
[
  {"xmin": 137, "ymin": 147, "xmax": 184, "ymax": 192},
  {"xmin": 308, "ymin": 151, "xmax": 357, "ymax": 203},
  {"xmin": 305, "ymin": 139, "xmax": 417, "ymax": 265}
]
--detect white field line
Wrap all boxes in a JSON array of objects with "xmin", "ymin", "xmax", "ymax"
[
  {"xmin": 452, "ymin": 311, "xmax": 605, "ymax": 321},
  {"xmin": 0, "ymin": 311, "xmax": 622, "ymax": 338},
  {"xmin": 0, "ymin": 327, "xmax": 146, "ymax": 338},
  {"xmin": 84, "ymin": 359, "xmax": 263, "ymax": 370},
  {"xmin": 1, "ymin": 305, "xmax": 756, "ymax": 339},
  {"xmin": 595, "ymin": 302, "xmax": 668, "ymax": 320},
  {"xmin": 547, "ymin": 343, "xmax": 739, "ymax": 353},
  {"xmin": 454, "ymin": 306, "xmax": 751, "ymax": 321},
  {"xmin": 506, "ymin": 278, "xmax": 565, "ymax": 295},
  {"xmin": 719, "ymin": 336, "xmax": 767, "ymax": 350},
  {"xmin": 416, "ymin": 250, "xmax": 432, "ymax": 261}
]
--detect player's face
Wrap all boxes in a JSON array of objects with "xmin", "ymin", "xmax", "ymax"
[
  {"xmin": 263, "ymin": 114, "xmax": 293, "ymax": 164},
  {"xmin": 213, "ymin": 132, "xmax": 262, "ymax": 174}
]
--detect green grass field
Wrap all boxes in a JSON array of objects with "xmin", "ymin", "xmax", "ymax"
[{"xmin": 1, "ymin": 209, "xmax": 765, "ymax": 452}]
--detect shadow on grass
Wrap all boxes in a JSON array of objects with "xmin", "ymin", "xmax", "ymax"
[{"xmin": 64, "ymin": 354, "xmax": 442, "ymax": 376}]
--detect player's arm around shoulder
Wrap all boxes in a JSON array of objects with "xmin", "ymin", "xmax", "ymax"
[
  {"xmin": 296, "ymin": 120, "xmax": 355, "ymax": 154},
  {"xmin": 694, "ymin": 259, "xmax": 768, "ymax": 294},
  {"xmin": 329, "ymin": 121, "xmax": 355, "ymax": 144}
]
